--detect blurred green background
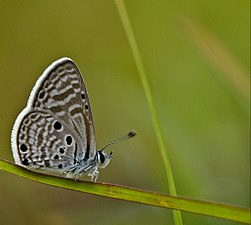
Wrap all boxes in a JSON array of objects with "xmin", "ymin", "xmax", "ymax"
[{"xmin": 0, "ymin": 1, "xmax": 249, "ymax": 225}]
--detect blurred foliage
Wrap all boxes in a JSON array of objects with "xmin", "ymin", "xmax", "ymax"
[{"xmin": 0, "ymin": 1, "xmax": 249, "ymax": 225}]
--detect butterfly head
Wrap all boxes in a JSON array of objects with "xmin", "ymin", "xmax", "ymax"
[{"xmin": 96, "ymin": 150, "xmax": 113, "ymax": 168}]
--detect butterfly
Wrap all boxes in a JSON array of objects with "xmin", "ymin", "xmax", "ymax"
[{"xmin": 11, "ymin": 57, "xmax": 136, "ymax": 181}]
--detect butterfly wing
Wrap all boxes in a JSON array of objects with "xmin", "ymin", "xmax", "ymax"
[
  {"xmin": 11, "ymin": 57, "xmax": 96, "ymax": 170},
  {"xmin": 12, "ymin": 110, "xmax": 82, "ymax": 172}
]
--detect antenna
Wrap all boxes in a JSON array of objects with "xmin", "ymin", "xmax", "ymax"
[{"xmin": 99, "ymin": 130, "xmax": 136, "ymax": 152}]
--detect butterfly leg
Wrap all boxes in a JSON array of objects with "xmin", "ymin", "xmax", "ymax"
[
  {"xmin": 74, "ymin": 173, "xmax": 81, "ymax": 181},
  {"xmin": 88, "ymin": 167, "xmax": 99, "ymax": 182}
]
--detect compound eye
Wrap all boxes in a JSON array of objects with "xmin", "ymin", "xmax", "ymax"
[{"xmin": 98, "ymin": 151, "xmax": 105, "ymax": 164}]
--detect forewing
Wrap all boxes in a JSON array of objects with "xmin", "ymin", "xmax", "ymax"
[{"xmin": 27, "ymin": 58, "xmax": 96, "ymax": 159}]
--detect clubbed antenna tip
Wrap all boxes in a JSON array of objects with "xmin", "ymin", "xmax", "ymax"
[{"xmin": 128, "ymin": 130, "xmax": 136, "ymax": 137}]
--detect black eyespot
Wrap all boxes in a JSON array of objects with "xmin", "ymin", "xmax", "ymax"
[
  {"xmin": 22, "ymin": 158, "xmax": 29, "ymax": 165},
  {"xmin": 20, "ymin": 134, "xmax": 25, "ymax": 140},
  {"xmin": 81, "ymin": 93, "xmax": 85, "ymax": 99},
  {"xmin": 39, "ymin": 91, "xmax": 45, "ymax": 99},
  {"xmin": 99, "ymin": 151, "xmax": 105, "ymax": 164},
  {"xmin": 20, "ymin": 144, "xmax": 28, "ymax": 152},
  {"xmin": 54, "ymin": 154, "xmax": 59, "ymax": 160},
  {"xmin": 85, "ymin": 104, "xmax": 88, "ymax": 110},
  {"xmin": 54, "ymin": 121, "xmax": 62, "ymax": 131},
  {"xmin": 58, "ymin": 164, "xmax": 63, "ymax": 169},
  {"xmin": 24, "ymin": 119, "xmax": 29, "ymax": 125},
  {"xmin": 30, "ymin": 114, "xmax": 37, "ymax": 120},
  {"xmin": 44, "ymin": 160, "xmax": 50, "ymax": 167},
  {"xmin": 65, "ymin": 135, "xmax": 73, "ymax": 145},
  {"xmin": 44, "ymin": 81, "xmax": 50, "ymax": 88},
  {"xmin": 59, "ymin": 147, "xmax": 65, "ymax": 154}
]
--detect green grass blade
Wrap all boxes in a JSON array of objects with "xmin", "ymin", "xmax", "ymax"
[
  {"xmin": 0, "ymin": 158, "xmax": 250, "ymax": 224},
  {"xmin": 114, "ymin": 0, "xmax": 183, "ymax": 224}
]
